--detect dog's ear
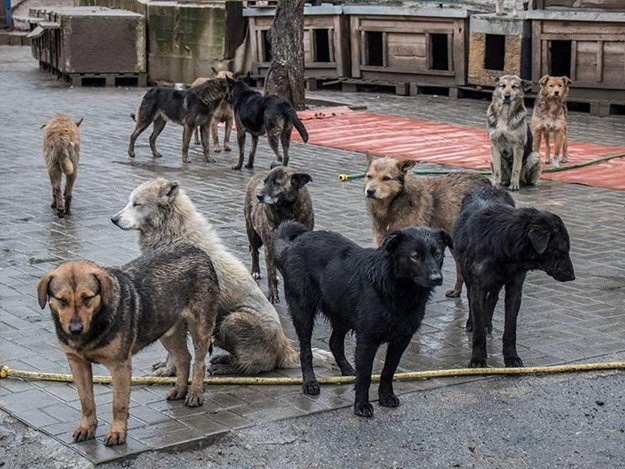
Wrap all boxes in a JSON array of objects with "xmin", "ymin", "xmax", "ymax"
[
  {"xmin": 365, "ymin": 152, "xmax": 375, "ymax": 167},
  {"xmin": 563, "ymin": 76, "xmax": 573, "ymax": 86},
  {"xmin": 493, "ymin": 76, "xmax": 501, "ymax": 86},
  {"xmin": 161, "ymin": 181, "xmax": 180, "ymax": 202},
  {"xmin": 75, "ymin": 117, "xmax": 84, "ymax": 128},
  {"xmin": 291, "ymin": 173, "xmax": 312, "ymax": 189},
  {"xmin": 40, "ymin": 122, "xmax": 47, "ymax": 130},
  {"xmin": 528, "ymin": 227, "xmax": 550, "ymax": 254},
  {"xmin": 539, "ymin": 75, "xmax": 550, "ymax": 87},
  {"xmin": 37, "ymin": 272, "xmax": 54, "ymax": 309},
  {"xmin": 521, "ymin": 79, "xmax": 533, "ymax": 92},
  {"xmin": 381, "ymin": 231, "xmax": 403, "ymax": 252},
  {"xmin": 91, "ymin": 269, "xmax": 114, "ymax": 307},
  {"xmin": 436, "ymin": 229, "xmax": 453, "ymax": 250},
  {"xmin": 397, "ymin": 159, "xmax": 416, "ymax": 173}
]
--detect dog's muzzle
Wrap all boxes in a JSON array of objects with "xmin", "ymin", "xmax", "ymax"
[
  {"xmin": 366, "ymin": 188, "xmax": 376, "ymax": 198},
  {"xmin": 111, "ymin": 215, "xmax": 121, "ymax": 227}
]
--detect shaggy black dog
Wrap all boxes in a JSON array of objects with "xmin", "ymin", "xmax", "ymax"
[
  {"xmin": 452, "ymin": 187, "xmax": 575, "ymax": 368},
  {"xmin": 226, "ymin": 77, "xmax": 308, "ymax": 170},
  {"xmin": 272, "ymin": 221, "xmax": 452, "ymax": 418}
]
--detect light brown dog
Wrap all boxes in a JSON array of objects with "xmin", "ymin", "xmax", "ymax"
[
  {"xmin": 531, "ymin": 75, "xmax": 572, "ymax": 168},
  {"xmin": 364, "ymin": 155, "xmax": 491, "ymax": 297},
  {"xmin": 42, "ymin": 115, "xmax": 83, "ymax": 218},
  {"xmin": 37, "ymin": 243, "xmax": 220, "ymax": 446},
  {"xmin": 192, "ymin": 69, "xmax": 234, "ymax": 152}
]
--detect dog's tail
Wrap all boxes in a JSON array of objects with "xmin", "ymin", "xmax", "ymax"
[
  {"xmin": 60, "ymin": 157, "xmax": 74, "ymax": 176},
  {"xmin": 285, "ymin": 106, "xmax": 309, "ymax": 143},
  {"xmin": 271, "ymin": 220, "xmax": 310, "ymax": 268}
]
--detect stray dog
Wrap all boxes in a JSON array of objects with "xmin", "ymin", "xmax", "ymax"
[
  {"xmin": 41, "ymin": 115, "xmax": 83, "ymax": 218},
  {"xmin": 111, "ymin": 178, "xmax": 333, "ymax": 376},
  {"xmin": 495, "ymin": 0, "xmax": 533, "ymax": 16},
  {"xmin": 272, "ymin": 221, "xmax": 452, "ymax": 417},
  {"xmin": 128, "ymin": 78, "xmax": 227, "ymax": 163},
  {"xmin": 453, "ymin": 187, "xmax": 575, "ymax": 368},
  {"xmin": 191, "ymin": 69, "xmax": 234, "ymax": 152},
  {"xmin": 226, "ymin": 76, "xmax": 309, "ymax": 170},
  {"xmin": 531, "ymin": 75, "xmax": 572, "ymax": 167},
  {"xmin": 244, "ymin": 165, "xmax": 314, "ymax": 304},
  {"xmin": 364, "ymin": 155, "xmax": 491, "ymax": 298},
  {"xmin": 37, "ymin": 243, "xmax": 220, "ymax": 446},
  {"xmin": 487, "ymin": 75, "xmax": 541, "ymax": 191}
]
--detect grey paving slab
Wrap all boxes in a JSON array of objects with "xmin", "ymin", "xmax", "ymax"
[{"xmin": 1, "ymin": 46, "xmax": 625, "ymax": 464}]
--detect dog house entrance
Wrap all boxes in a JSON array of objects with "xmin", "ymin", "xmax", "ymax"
[
  {"xmin": 261, "ymin": 30, "xmax": 272, "ymax": 62},
  {"xmin": 313, "ymin": 29, "xmax": 331, "ymax": 63},
  {"xmin": 430, "ymin": 33, "xmax": 450, "ymax": 71},
  {"xmin": 549, "ymin": 40, "xmax": 572, "ymax": 76},
  {"xmin": 484, "ymin": 34, "xmax": 505, "ymax": 71},
  {"xmin": 365, "ymin": 31, "xmax": 384, "ymax": 66}
]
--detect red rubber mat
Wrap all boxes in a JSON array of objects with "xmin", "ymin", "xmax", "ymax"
[{"xmin": 296, "ymin": 107, "xmax": 625, "ymax": 191}]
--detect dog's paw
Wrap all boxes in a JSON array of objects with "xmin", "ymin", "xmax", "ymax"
[
  {"xmin": 378, "ymin": 393, "xmax": 400, "ymax": 408},
  {"xmin": 57, "ymin": 209, "xmax": 65, "ymax": 219},
  {"xmin": 445, "ymin": 288, "xmax": 461, "ymax": 298},
  {"xmin": 151, "ymin": 360, "xmax": 176, "ymax": 377},
  {"xmin": 267, "ymin": 292, "xmax": 280, "ymax": 304},
  {"xmin": 354, "ymin": 401, "xmax": 374, "ymax": 418},
  {"xmin": 560, "ymin": 156, "xmax": 568, "ymax": 164},
  {"xmin": 204, "ymin": 156, "xmax": 217, "ymax": 163},
  {"xmin": 468, "ymin": 357, "xmax": 487, "ymax": 368},
  {"xmin": 185, "ymin": 387, "xmax": 205, "ymax": 407},
  {"xmin": 302, "ymin": 381, "xmax": 320, "ymax": 396},
  {"xmin": 224, "ymin": 145, "xmax": 232, "ymax": 152},
  {"xmin": 252, "ymin": 271, "xmax": 261, "ymax": 280},
  {"xmin": 465, "ymin": 318, "xmax": 473, "ymax": 332},
  {"xmin": 209, "ymin": 354, "xmax": 231, "ymax": 365},
  {"xmin": 213, "ymin": 145, "xmax": 222, "ymax": 153},
  {"xmin": 244, "ymin": 163, "xmax": 254, "ymax": 169},
  {"xmin": 182, "ymin": 157, "xmax": 191, "ymax": 163},
  {"xmin": 128, "ymin": 151, "xmax": 135, "ymax": 158},
  {"xmin": 73, "ymin": 424, "xmax": 97, "ymax": 443},
  {"xmin": 509, "ymin": 182, "xmax": 520, "ymax": 191},
  {"xmin": 153, "ymin": 152, "xmax": 163, "ymax": 158},
  {"xmin": 232, "ymin": 164, "xmax": 242, "ymax": 170},
  {"xmin": 104, "ymin": 429, "xmax": 127, "ymax": 447},
  {"xmin": 504, "ymin": 356, "xmax": 524, "ymax": 368},
  {"xmin": 340, "ymin": 365, "xmax": 356, "ymax": 376},
  {"xmin": 166, "ymin": 385, "xmax": 188, "ymax": 401}
]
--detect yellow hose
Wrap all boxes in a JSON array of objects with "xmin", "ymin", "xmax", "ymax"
[{"xmin": 1, "ymin": 362, "xmax": 623, "ymax": 386}]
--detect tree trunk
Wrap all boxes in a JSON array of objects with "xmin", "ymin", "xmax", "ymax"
[{"xmin": 265, "ymin": 0, "xmax": 306, "ymax": 111}]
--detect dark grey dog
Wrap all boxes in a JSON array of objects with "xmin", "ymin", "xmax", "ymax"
[
  {"xmin": 128, "ymin": 80, "xmax": 227, "ymax": 163},
  {"xmin": 226, "ymin": 76, "xmax": 309, "ymax": 170},
  {"xmin": 244, "ymin": 165, "xmax": 313, "ymax": 304},
  {"xmin": 453, "ymin": 187, "xmax": 575, "ymax": 368}
]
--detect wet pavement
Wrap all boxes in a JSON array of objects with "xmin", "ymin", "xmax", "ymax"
[{"xmin": 1, "ymin": 46, "xmax": 625, "ymax": 465}]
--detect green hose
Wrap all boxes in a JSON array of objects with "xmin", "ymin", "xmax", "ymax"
[{"xmin": 338, "ymin": 151, "xmax": 625, "ymax": 182}]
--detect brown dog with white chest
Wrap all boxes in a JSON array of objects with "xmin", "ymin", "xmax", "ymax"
[
  {"xmin": 37, "ymin": 243, "xmax": 220, "ymax": 446},
  {"xmin": 42, "ymin": 115, "xmax": 83, "ymax": 218},
  {"xmin": 364, "ymin": 154, "xmax": 491, "ymax": 298}
]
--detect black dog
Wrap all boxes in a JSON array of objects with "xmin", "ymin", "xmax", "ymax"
[
  {"xmin": 226, "ymin": 77, "xmax": 308, "ymax": 170},
  {"xmin": 272, "ymin": 221, "xmax": 451, "ymax": 417},
  {"xmin": 452, "ymin": 187, "xmax": 575, "ymax": 368},
  {"xmin": 128, "ymin": 80, "xmax": 227, "ymax": 163}
]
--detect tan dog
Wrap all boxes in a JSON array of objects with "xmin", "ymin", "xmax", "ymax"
[
  {"xmin": 487, "ymin": 75, "xmax": 541, "ymax": 191},
  {"xmin": 364, "ymin": 155, "xmax": 491, "ymax": 297},
  {"xmin": 192, "ymin": 69, "xmax": 234, "ymax": 152},
  {"xmin": 42, "ymin": 115, "xmax": 83, "ymax": 218},
  {"xmin": 531, "ymin": 75, "xmax": 572, "ymax": 168},
  {"xmin": 37, "ymin": 243, "xmax": 220, "ymax": 446}
]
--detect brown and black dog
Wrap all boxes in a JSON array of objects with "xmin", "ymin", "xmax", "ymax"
[
  {"xmin": 37, "ymin": 243, "xmax": 220, "ymax": 446},
  {"xmin": 244, "ymin": 165, "xmax": 314, "ymax": 303},
  {"xmin": 42, "ymin": 115, "xmax": 83, "ymax": 218},
  {"xmin": 531, "ymin": 75, "xmax": 572, "ymax": 168},
  {"xmin": 364, "ymin": 154, "xmax": 491, "ymax": 298}
]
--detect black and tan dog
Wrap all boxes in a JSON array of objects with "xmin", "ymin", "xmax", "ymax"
[
  {"xmin": 453, "ymin": 187, "xmax": 575, "ymax": 368},
  {"xmin": 487, "ymin": 75, "xmax": 541, "ymax": 191},
  {"xmin": 37, "ymin": 243, "xmax": 220, "ymax": 446},
  {"xmin": 244, "ymin": 165, "xmax": 313, "ymax": 304},
  {"xmin": 364, "ymin": 155, "xmax": 490, "ymax": 298},
  {"xmin": 128, "ymin": 79, "xmax": 227, "ymax": 163},
  {"xmin": 272, "ymin": 221, "xmax": 451, "ymax": 417},
  {"xmin": 226, "ymin": 76, "xmax": 309, "ymax": 170}
]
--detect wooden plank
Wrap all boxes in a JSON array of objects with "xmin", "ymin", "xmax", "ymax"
[
  {"xmin": 360, "ymin": 65, "xmax": 456, "ymax": 76},
  {"xmin": 454, "ymin": 19, "xmax": 466, "ymax": 85},
  {"xmin": 541, "ymin": 22, "xmax": 625, "ymax": 36},
  {"xmin": 596, "ymin": 41, "xmax": 604, "ymax": 82},
  {"xmin": 538, "ymin": 33, "xmax": 625, "ymax": 42},
  {"xmin": 571, "ymin": 40, "xmax": 578, "ymax": 81},
  {"xmin": 532, "ymin": 21, "xmax": 543, "ymax": 82},
  {"xmin": 447, "ymin": 31, "xmax": 453, "ymax": 73},
  {"xmin": 542, "ymin": 39, "xmax": 549, "ymax": 77},
  {"xmin": 383, "ymin": 31, "xmax": 388, "ymax": 68}
]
